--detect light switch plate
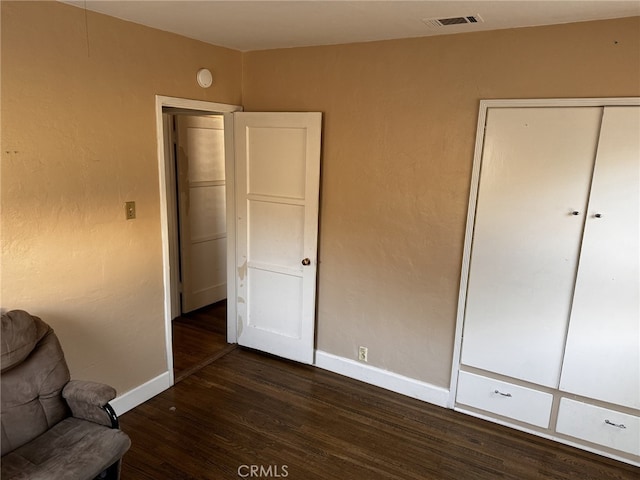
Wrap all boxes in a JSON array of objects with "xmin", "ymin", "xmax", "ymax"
[{"xmin": 125, "ymin": 201, "xmax": 136, "ymax": 220}]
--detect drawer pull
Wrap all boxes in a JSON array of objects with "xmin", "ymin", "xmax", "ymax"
[
  {"xmin": 604, "ymin": 419, "xmax": 627, "ymax": 429},
  {"xmin": 494, "ymin": 389, "xmax": 512, "ymax": 397}
]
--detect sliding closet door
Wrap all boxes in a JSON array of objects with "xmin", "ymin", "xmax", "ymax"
[
  {"xmin": 460, "ymin": 107, "xmax": 602, "ymax": 387},
  {"xmin": 559, "ymin": 107, "xmax": 640, "ymax": 409}
]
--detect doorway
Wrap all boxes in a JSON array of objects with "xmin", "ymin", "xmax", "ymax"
[
  {"xmin": 156, "ymin": 96, "xmax": 322, "ymax": 386},
  {"xmin": 165, "ymin": 111, "xmax": 234, "ymax": 381},
  {"xmin": 155, "ymin": 96, "xmax": 242, "ymax": 385}
]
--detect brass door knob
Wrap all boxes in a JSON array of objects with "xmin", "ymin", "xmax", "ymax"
[{"xmin": 302, "ymin": 258, "xmax": 311, "ymax": 266}]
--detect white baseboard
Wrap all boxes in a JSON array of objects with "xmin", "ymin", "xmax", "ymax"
[
  {"xmin": 110, "ymin": 371, "xmax": 172, "ymax": 416},
  {"xmin": 314, "ymin": 350, "xmax": 449, "ymax": 408},
  {"xmin": 110, "ymin": 353, "xmax": 449, "ymax": 416}
]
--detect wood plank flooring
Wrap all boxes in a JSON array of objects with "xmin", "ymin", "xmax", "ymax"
[
  {"xmin": 172, "ymin": 301, "xmax": 235, "ymax": 383},
  {"xmin": 120, "ymin": 348, "xmax": 639, "ymax": 479}
]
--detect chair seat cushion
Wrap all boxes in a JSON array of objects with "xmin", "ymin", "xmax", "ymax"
[{"xmin": 1, "ymin": 417, "xmax": 131, "ymax": 480}]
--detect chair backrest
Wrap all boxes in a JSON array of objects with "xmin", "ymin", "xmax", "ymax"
[{"xmin": 1, "ymin": 310, "xmax": 71, "ymax": 456}]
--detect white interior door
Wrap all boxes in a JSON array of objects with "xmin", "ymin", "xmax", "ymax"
[
  {"xmin": 460, "ymin": 107, "xmax": 602, "ymax": 387},
  {"xmin": 176, "ymin": 115, "xmax": 227, "ymax": 313},
  {"xmin": 234, "ymin": 112, "xmax": 321, "ymax": 364},
  {"xmin": 559, "ymin": 106, "xmax": 640, "ymax": 409}
]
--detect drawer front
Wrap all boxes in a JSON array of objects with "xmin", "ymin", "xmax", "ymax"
[
  {"xmin": 556, "ymin": 398, "xmax": 640, "ymax": 456},
  {"xmin": 456, "ymin": 371, "xmax": 553, "ymax": 428}
]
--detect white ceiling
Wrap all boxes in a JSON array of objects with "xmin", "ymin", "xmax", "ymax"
[{"xmin": 63, "ymin": 1, "xmax": 640, "ymax": 51}]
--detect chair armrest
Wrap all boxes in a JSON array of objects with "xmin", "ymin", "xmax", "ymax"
[{"xmin": 62, "ymin": 380, "xmax": 118, "ymax": 428}]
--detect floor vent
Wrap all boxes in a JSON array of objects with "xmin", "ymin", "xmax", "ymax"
[{"xmin": 422, "ymin": 15, "xmax": 484, "ymax": 28}]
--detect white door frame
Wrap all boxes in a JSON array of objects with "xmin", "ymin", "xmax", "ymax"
[
  {"xmin": 448, "ymin": 96, "xmax": 640, "ymax": 408},
  {"xmin": 155, "ymin": 95, "xmax": 242, "ymax": 384}
]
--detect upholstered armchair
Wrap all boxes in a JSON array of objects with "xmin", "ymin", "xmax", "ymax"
[{"xmin": 1, "ymin": 310, "xmax": 131, "ymax": 480}]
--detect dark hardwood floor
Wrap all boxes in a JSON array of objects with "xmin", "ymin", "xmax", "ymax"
[
  {"xmin": 120, "ymin": 348, "xmax": 638, "ymax": 480},
  {"xmin": 172, "ymin": 300, "xmax": 235, "ymax": 383}
]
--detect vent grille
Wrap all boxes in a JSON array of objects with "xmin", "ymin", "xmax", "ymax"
[{"xmin": 422, "ymin": 15, "xmax": 484, "ymax": 28}]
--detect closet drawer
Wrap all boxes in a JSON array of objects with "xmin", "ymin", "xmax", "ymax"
[
  {"xmin": 556, "ymin": 398, "xmax": 640, "ymax": 456},
  {"xmin": 456, "ymin": 371, "xmax": 553, "ymax": 428}
]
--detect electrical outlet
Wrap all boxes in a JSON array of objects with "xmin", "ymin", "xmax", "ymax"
[{"xmin": 358, "ymin": 346, "xmax": 368, "ymax": 362}]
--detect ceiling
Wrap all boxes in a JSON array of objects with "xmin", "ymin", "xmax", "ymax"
[{"xmin": 63, "ymin": 1, "xmax": 640, "ymax": 51}]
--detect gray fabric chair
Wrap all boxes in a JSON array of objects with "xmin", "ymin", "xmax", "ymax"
[{"xmin": 1, "ymin": 310, "xmax": 131, "ymax": 480}]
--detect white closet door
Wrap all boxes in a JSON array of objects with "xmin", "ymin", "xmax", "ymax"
[
  {"xmin": 559, "ymin": 107, "xmax": 640, "ymax": 409},
  {"xmin": 461, "ymin": 107, "xmax": 602, "ymax": 387},
  {"xmin": 176, "ymin": 115, "xmax": 227, "ymax": 313}
]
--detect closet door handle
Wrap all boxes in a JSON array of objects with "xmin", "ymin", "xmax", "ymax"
[
  {"xmin": 594, "ymin": 213, "xmax": 603, "ymax": 218},
  {"xmin": 301, "ymin": 258, "xmax": 311, "ymax": 266},
  {"xmin": 605, "ymin": 419, "xmax": 626, "ymax": 429},
  {"xmin": 571, "ymin": 211, "xmax": 580, "ymax": 216}
]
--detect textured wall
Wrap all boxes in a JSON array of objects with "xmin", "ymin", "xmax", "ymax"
[
  {"xmin": 1, "ymin": 1, "xmax": 241, "ymax": 393},
  {"xmin": 2, "ymin": 1, "xmax": 639, "ymax": 398},
  {"xmin": 242, "ymin": 17, "xmax": 640, "ymax": 387}
]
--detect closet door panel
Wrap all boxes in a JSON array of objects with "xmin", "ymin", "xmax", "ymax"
[
  {"xmin": 461, "ymin": 107, "xmax": 602, "ymax": 387},
  {"xmin": 559, "ymin": 107, "xmax": 640, "ymax": 409}
]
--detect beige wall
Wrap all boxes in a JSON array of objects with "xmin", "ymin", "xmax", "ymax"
[
  {"xmin": 2, "ymin": 1, "xmax": 639, "ymax": 399},
  {"xmin": 0, "ymin": 1, "xmax": 241, "ymax": 393},
  {"xmin": 242, "ymin": 17, "xmax": 640, "ymax": 387}
]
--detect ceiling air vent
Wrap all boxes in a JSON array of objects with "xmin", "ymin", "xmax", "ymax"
[{"xmin": 422, "ymin": 15, "xmax": 484, "ymax": 28}]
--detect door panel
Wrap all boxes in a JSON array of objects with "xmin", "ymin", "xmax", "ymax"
[
  {"xmin": 249, "ymin": 269, "xmax": 303, "ymax": 338},
  {"xmin": 235, "ymin": 112, "xmax": 321, "ymax": 364},
  {"xmin": 188, "ymin": 186, "xmax": 226, "ymax": 240},
  {"xmin": 247, "ymin": 127, "xmax": 307, "ymax": 198},
  {"xmin": 249, "ymin": 201, "xmax": 305, "ymax": 267},
  {"xmin": 176, "ymin": 115, "xmax": 227, "ymax": 313},
  {"xmin": 559, "ymin": 107, "xmax": 640, "ymax": 409},
  {"xmin": 187, "ymin": 126, "xmax": 225, "ymax": 180},
  {"xmin": 461, "ymin": 107, "xmax": 602, "ymax": 387}
]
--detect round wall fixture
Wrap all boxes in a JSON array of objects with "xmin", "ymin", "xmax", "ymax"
[{"xmin": 196, "ymin": 68, "xmax": 213, "ymax": 88}]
